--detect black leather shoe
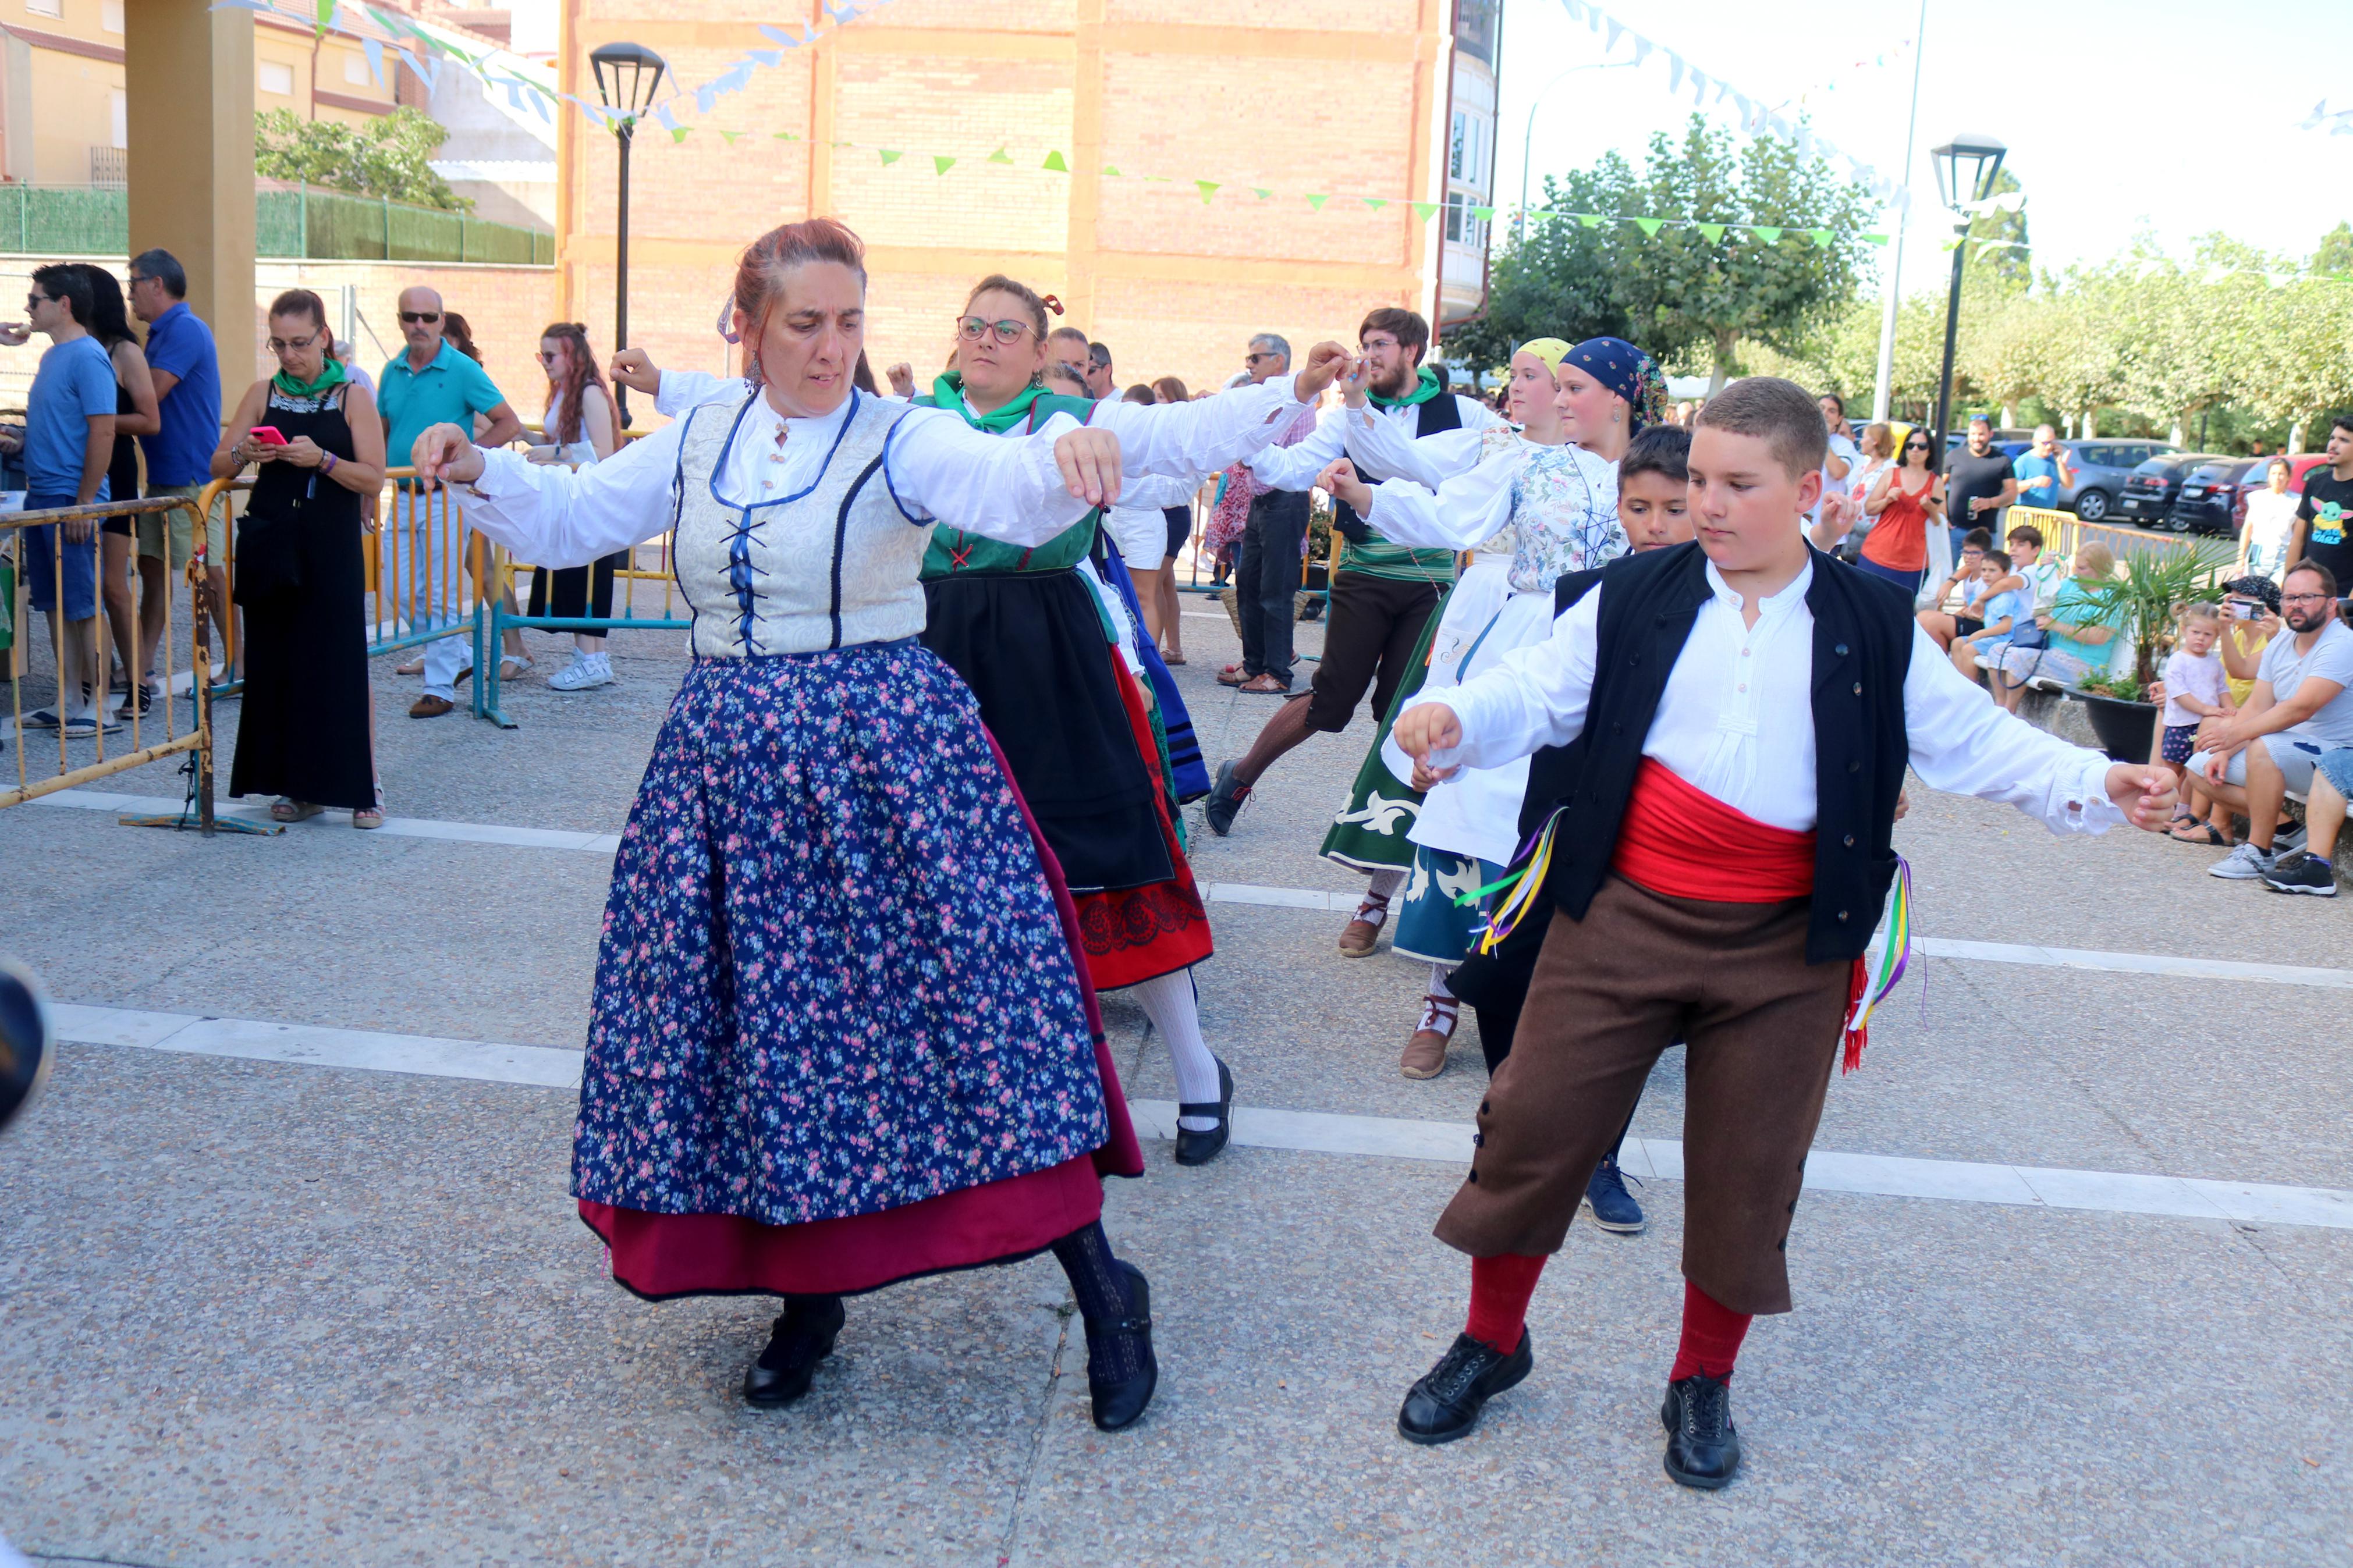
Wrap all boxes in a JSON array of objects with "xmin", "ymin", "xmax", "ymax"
[
  {"xmin": 1082, "ymin": 1261, "xmax": 1158, "ymax": 1432},
  {"xmin": 742, "ymin": 1295, "xmax": 846, "ymax": 1408},
  {"xmin": 1174, "ymin": 1057, "xmax": 1234, "ymax": 1166},
  {"xmin": 1396, "ymin": 1328, "xmax": 1534, "ymax": 1445},
  {"xmin": 1203, "ymin": 760, "xmax": 1251, "ymax": 837},
  {"xmin": 1661, "ymin": 1372, "xmax": 1742, "ymax": 1489}
]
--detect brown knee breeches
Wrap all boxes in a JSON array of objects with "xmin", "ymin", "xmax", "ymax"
[{"xmin": 1434, "ymin": 875, "xmax": 1852, "ymax": 1315}]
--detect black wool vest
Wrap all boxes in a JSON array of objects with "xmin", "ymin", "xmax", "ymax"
[
  {"xmin": 1330, "ymin": 390, "xmax": 1464, "ymax": 536},
  {"xmin": 1524, "ymin": 542, "xmax": 1915, "ymax": 965}
]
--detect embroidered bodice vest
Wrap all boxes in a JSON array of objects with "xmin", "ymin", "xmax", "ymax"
[
  {"xmin": 1503, "ymin": 438, "xmax": 1626, "ymax": 595},
  {"xmin": 670, "ymin": 392, "xmax": 923, "ymax": 656}
]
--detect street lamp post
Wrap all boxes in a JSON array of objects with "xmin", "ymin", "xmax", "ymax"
[
  {"xmin": 1515, "ymin": 61, "xmax": 1634, "ymax": 248},
  {"xmin": 1928, "ymin": 133, "xmax": 2006, "ymax": 453},
  {"xmin": 590, "ymin": 41, "xmax": 668, "ymax": 428}
]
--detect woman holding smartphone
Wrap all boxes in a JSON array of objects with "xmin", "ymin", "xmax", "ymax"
[{"xmin": 212, "ymin": 289, "xmax": 388, "ymax": 827}]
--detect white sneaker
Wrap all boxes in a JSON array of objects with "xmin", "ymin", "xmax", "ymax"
[
  {"xmin": 548, "ymin": 652, "xmax": 613, "ymax": 692},
  {"xmin": 2209, "ymin": 842, "xmax": 2277, "ymax": 880}
]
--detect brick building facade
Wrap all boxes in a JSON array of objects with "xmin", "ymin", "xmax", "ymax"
[{"xmin": 551, "ymin": 0, "xmax": 1458, "ymax": 402}]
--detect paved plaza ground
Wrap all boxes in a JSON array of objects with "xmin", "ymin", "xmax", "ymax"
[{"xmin": 2, "ymin": 588, "xmax": 2349, "ymax": 1566}]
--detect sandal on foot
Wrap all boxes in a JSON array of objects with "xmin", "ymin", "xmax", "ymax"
[
  {"xmin": 270, "ymin": 798, "xmax": 322, "ymax": 823},
  {"xmin": 498, "ymin": 653, "xmax": 534, "ymax": 681},
  {"xmin": 2168, "ymin": 822, "xmax": 2227, "ymax": 845},
  {"xmin": 393, "ymin": 654, "xmax": 425, "ymax": 676},
  {"xmin": 1338, "ymin": 891, "xmax": 1393, "ymax": 958}
]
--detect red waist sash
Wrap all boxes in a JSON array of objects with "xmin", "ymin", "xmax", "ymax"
[{"xmin": 1610, "ymin": 756, "xmax": 1816, "ymax": 902}]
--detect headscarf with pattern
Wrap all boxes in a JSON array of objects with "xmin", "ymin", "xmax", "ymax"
[
  {"xmin": 1561, "ymin": 336, "xmax": 1668, "ymax": 434},
  {"xmin": 1516, "ymin": 337, "xmax": 1572, "ymax": 376}
]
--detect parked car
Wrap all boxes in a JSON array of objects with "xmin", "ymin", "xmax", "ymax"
[
  {"xmin": 2165, "ymin": 458, "xmax": 2268, "ymax": 535},
  {"xmin": 2057, "ymin": 438, "xmax": 2177, "ymax": 522},
  {"xmin": 2231, "ymin": 453, "xmax": 2333, "ymax": 533},
  {"xmin": 2116, "ymin": 451, "xmax": 2230, "ymax": 527}
]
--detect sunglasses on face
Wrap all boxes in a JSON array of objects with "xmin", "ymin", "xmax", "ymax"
[
  {"xmin": 1905, "ymin": 439, "xmax": 1930, "ymax": 450},
  {"xmin": 535, "ymin": 350, "xmax": 562, "ymax": 364},
  {"xmin": 399, "ymin": 311, "xmax": 442, "ymax": 325},
  {"xmin": 1244, "ymin": 351, "xmax": 1280, "ymax": 365},
  {"xmin": 24, "ymin": 293, "xmax": 49, "ymax": 310},
  {"xmin": 956, "ymin": 317, "xmax": 1031, "ymax": 346},
  {"xmin": 266, "ymin": 332, "xmax": 320, "ymax": 354}
]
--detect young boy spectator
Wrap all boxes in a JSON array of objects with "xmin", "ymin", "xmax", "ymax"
[
  {"xmin": 2158, "ymin": 606, "xmax": 2235, "ymax": 844},
  {"xmin": 1918, "ymin": 527, "xmax": 1991, "ymax": 649},
  {"xmin": 1948, "ymin": 550, "xmax": 2028, "ymax": 685},
  {"xmin": 1990, "ymin": 542, "xmax": 2124, "ymax": 713}
]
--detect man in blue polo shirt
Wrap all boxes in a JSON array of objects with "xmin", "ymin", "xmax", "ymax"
[
  {"xmin": 378, "ymin": 285, "xmax": 521, "ymax": 717},
  {"xmin": 128, "ymin": 247, "xmax": 231, "ymax": 689}
]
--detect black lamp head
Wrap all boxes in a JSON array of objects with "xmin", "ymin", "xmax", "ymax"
[
  {"xmin": 1930, "ymin": 134, "xmax": 2008, "ymax": 215},
  {"xmin": 590, "ymin": 40, "xmax": 668, "ymax": 125}
]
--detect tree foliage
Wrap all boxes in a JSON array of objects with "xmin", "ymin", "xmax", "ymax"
[
  {"xmin": 1448, "ymin": 116, "xmax": 1878, "ymax": 391},
  {"xmin": 254, "ymin": 106, "xmax": 473, "ymax": 212}
]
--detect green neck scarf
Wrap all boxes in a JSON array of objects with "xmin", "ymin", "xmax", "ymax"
[
  {"xmin": 932, "ymin": 371, "xmax": 1044, "ymax": 434},
  {"xmin": 1367, "ymin": 364, "xmax": 1445, "ymax": 410},
  {"xmin": 272, "ymin": 355, "xmax": 348, "ymax": 401}
]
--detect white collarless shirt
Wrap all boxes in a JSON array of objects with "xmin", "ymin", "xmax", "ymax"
[{"xmin": 1421, "ymin": 554, "xmax": 2123, "ymax": 835}]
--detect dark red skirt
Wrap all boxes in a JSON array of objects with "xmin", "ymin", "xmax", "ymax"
[
  {"xmin": 1070, "ymin": 647, "xmax": 1215, "ymax": 990},
  {"xmin": 579, "ymin": 730, "xmax": 1145, "ymax": 1302}
]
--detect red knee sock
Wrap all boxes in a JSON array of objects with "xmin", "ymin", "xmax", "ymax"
[
  {"xmin": 1669, "ymin": 1279, "xmax": 1752, "ymax": 1382},
  {"xmin": 1465, "ymin": 1253, "xmax": 1547, "ymax": 1354}
]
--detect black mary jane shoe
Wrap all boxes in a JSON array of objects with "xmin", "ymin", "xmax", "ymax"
[
  {"xmin": 1396, "ymin": 1328, "xmax": 1534, "ymax": 1445},
  {"xmin": 1174, "ymin": 1057, "xmax": 1235, "ymax": 1167},
  {"xmin": 1660, "ymin": 1372, "xmax": 1742, "ymax": 1489},
  {"xmin": 1081, "ymin": 1260, "xmax": 1159, "ymax": 1432},
  {"xmin": 742, "ymin": 1295, "xmax": 846, "ymax": 1408}
]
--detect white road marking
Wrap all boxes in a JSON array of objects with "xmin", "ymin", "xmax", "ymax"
[
  {"xmin": 49, "ymin": 1004, "xmax": 2353, "ymax": 1233},
  {"xmin": 26, "ymin": 795, "xmax": 2352, "ymax": 989}
]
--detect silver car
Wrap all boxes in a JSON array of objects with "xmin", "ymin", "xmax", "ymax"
[{"xmin": 2059, "ymin": 438, "xmax": 2178, "ymax": 522}]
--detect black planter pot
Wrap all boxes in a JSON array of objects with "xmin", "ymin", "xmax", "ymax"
[{"xmin": 2068, "ymin": 689, "xmax": 2159, "ymax": 763}]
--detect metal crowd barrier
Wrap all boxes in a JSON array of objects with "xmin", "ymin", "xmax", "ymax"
[
  {"xmin": 478, "ymin": 531, "xmax": 683, "ymax": 728},
  {"xmin": 1, "ymin": 494, "xmax": 222, "ymax": 830},
  {"xmin": 2012, "ymin": 505, "xmax": 2194, "ymax": 568}
]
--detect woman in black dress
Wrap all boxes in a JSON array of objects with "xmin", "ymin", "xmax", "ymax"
[{"xmin": 211, "ymin": 289, "xmax": 387, "ymax": 827}]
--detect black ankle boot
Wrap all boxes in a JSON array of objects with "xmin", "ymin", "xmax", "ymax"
[
  {"xmin": 743, "ymin": 1295, "xmax": 845, "ymax": 1408},
  {"xmin": 1397, "ymin": 1329, "xmax": 1534, "ymax": 1445},
  {"xmin": 1080, "ymin": 1260, "xmax": 1157, "ymax": 1432},
  {"xmin": 1174, "ymin": 1057, "xmax": 1234, "ymax": 1166},
  {"xmin": 1660, "ymin": 1372, "xmax": 1742, "ymax": 1488}
]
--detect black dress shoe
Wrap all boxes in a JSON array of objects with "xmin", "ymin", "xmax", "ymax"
[
  {"xmin": 1202, "ymin": 760, "xmax": 1251, "ymax": 837},
  {"xmin": 1660, "ymin": 1372, "xmax": 1742, "ymax": 1489},
  {"xmin": 1174, "ymin": 1057, "xmax": 1234, "ymax": 1166},
  {"xmin": 1397, "ymin": 1329, "xmax": 1534, "ymax": 1445},
  {"xmin": 742, "ymin": 1295, "xmax": 846, "ymax": 1408},
  {"xmin": 1082, "ymin": 1261, "xmax": 1158, "ymax": 1432}
]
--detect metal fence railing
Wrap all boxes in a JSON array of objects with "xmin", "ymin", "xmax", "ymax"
[{"xmin": 0, "ymin": 184, "xmax": 553, "ymax": 266}]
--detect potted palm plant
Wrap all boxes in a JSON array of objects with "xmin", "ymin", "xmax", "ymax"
[{"xmin": 2064, "ymin": 538, "xmax": 2237, "ymax": 761}]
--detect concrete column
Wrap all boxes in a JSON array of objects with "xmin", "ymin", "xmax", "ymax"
[{"xmin": 123, "ymin": 0, "xmax": 254, "ymax": 419}]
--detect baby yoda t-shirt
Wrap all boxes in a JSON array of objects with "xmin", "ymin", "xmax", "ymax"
[{"xmin": 2294, "ymin": 468, "xmax": 2353, "ymax": 589}]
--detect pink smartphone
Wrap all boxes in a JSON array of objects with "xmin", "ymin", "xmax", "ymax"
[{"xmin": 249, "ymin": 426, "xmax": 288, "ymax": 446}]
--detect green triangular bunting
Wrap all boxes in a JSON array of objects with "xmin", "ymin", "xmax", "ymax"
[
  {"xmin": 773, "ymin": 131, "xmax": 799, "ymax": 141},
  {"xmin": 1578, "ymin": 213, "xmax": 1605, "ymax": 229},
  {"xmin": 1252, "ymin": 187, "xmax": 1273, "ymax": 200},
  {"xmin": 1697, "ymin": 222, "xmax": 1726, "ymax": 243},
  {"xmin": 1043, "ymin": 150, "xmax": 1069, "ymax": 172},
  {"xmin": 934, "ymin": 155, "xmax": 956, "ymax": 175},
  {"xmin": 1307, "ymin": 193, "xmax": 1329, "ymax": 210},
  {"xmin": 669, "ymin": 126, "xmax": 691, "ymax": 144},
  {"xmin": 1102, "ymin": 164, "xmax": 1120, "ymax": 177},
  {"xmin": 1412, "ymin": 201, "xmax": 1439, "ymax": 222},
  {"xmin": 719, "ymin": 129, "xmax": 741, "ymax": 146},
  {"xmin": 987, "ymin": 146, "xmax": 1014, "ymax": 164},
  {"xmin": 1362, "ymin": 197, "xmax": 1389, "ymax": 210},
  {"xmin": 1632, "ymin": 216, "xmax": 1663, "ymax": 236},
  {"xmin": 878, "ymin": 148, "xmax": 903, "ymax": 165},
  {"xmin": 1196, "ymin": 180, "xmax": 1220, "ymax": 204},
  {"xmin": 1862, "ymin": 232, "xmax": 1890, "ymax": 246},
  {"xmin": 1471, "ymin": 205, "xmax": 1493, "ymax": 222},
  {"xmin": 1752, "ymin": 225, "xmax": 1783, "ymax": 244},
  {"xmin": 1808, "ymin": 227, "xmax": 1832, "ymax": 247}
]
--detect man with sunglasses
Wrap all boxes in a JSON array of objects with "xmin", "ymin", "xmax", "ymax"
[{"xmin": 378, "ymin": 286, "xmax": 523, "ymax": 717}]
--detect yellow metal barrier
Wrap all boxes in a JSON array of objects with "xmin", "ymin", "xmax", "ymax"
[{"xmin": 1, "ymin": 493, "xmax": 220, "ymax": 829}]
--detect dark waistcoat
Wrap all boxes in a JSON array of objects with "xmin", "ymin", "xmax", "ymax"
[{"xmin": 1522, "ymin": 542, "xmax": 1915, "ymax": 965}]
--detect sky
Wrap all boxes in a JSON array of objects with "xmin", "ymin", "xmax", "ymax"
[{"xmin": 1489, "ymin": 0, "xmax": 2348, "ymax": 306}]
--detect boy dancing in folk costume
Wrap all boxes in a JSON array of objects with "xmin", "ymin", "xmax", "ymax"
[{"xmin": 1387, "ymin": 378, "xmax": 2178, "ymax": 1487}]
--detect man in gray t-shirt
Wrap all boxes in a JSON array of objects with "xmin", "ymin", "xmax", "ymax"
[{"xmin": 2189, "ymin": 561, "xmax": 2353, "ymax": 878}]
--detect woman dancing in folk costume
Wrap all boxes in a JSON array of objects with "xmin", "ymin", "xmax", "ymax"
[
  {"xmin": 1319, "ymin": 337, "xmax": 1662, "ymax": 1080},
  {"xmin": 641, "ymin": 271, "xmax": 1315, "ymax": 1168},
  {"xmin": 1385, "ymin": 379, "xmax": 2178, "ymax": 1486},
  {"xmin": 407, "ymin": 220, "xmax": 1336, "ymax": 1430}
]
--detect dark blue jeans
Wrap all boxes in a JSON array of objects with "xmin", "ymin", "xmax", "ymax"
[{"xmin": 1236, "ymin": 488, "xmax": 1307, "ymax": 685}]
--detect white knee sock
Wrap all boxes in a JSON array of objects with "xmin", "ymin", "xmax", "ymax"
[
  {"xmin": 1365, "ymin": 867, "xmax": 1407, "ymax": 901},
  {"xmin": 1130, "ymin": 968, "xmax": 1224, "ymax": 1132},
  {"xmin": 1428, "ymin": 963, "xmax": 1454, "ymax": 1000}
]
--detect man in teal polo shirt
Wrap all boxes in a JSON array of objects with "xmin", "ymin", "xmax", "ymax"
[{"xmin": 378, "ymin": 285, "xmax": 522, "ymax": 717}]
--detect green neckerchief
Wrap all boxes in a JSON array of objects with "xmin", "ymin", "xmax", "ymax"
[
  {"xmin": 931, "ymin": 371, "xmax": 1044, "ymax": 434},
  {"xmin": 271, "ymin": 355, "xmax": 348, "ymax": 401},
  {"xmin": 1366, "ymin": 364, "xmax": 1444, "ymax": 410}
]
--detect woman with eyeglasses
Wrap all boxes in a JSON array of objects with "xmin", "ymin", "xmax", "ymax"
[
  {"xmin": 521, "ymin": 322, "xmax": 624, "ymax": 692},
  {"xmin": 413, "ymin": 221, "xmax": 1342, "ymax": 1426},
  {"xmin": 1857, "ymin": 428, "xmax": 1945, "ymax": 595},
  {"xmin": 211, "ymin": 288, "xmax": 388, "ymax": 828}
]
